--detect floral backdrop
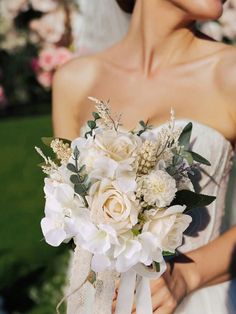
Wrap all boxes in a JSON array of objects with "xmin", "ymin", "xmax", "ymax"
[
  {"xmin": 0, "ymin": 0, "xmax": 81, "ymax": 117},
  {"xmin": 0, "ymin": 0, "xmax": 236, "ymax": 116},
  {"xmin": 0, "ymin": 1, "xmax": 236, "ymax": 313}
]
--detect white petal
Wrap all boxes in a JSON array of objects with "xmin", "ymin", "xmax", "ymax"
[{"xmin": 41, "ymin": 218, "xmax": 67, "ymax": 246}]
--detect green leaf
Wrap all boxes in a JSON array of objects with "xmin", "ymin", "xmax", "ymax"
[
  {"xmin": 81, "ymin": 174, "xmax": 88, "ymax": 183},
  {"xmin": 70, "ymin": 175, "xmax": 80, "ymax": 184},
  {"xmin": 154, "ymin": 262, "xmax": 160, "ymax": 272},
  {"xmin": 182, "ymin": 151, "xmax": 194, "ymax": 165},
  {"xmin": 87, "ymin": 120, "xmax": 96, "ymax": 129},
  {"xmin": 139, "ymin": 120, "xmax": 146, "ymax": 128},
  {"xmin": 78, "ymin": 165, "xmax": 86, "ymax": 173},
  {"xmin": 166, "ymin": 165, "xmax": 176, "ymax": 176},
  {"xmin": 92, "ymin": 112, "xmax": 100, "ymax": 120},
  {"xmin": 171, "ymin": 190, "xmax": 216, "ymax": 211},
  {"xmin": 131, "ymin": 229, "xmax": 140, "ymax": 236},
  {"xmin": 67, "ymin": 163, "xmax": 77, "ymax": 173},
  {"xmin": 186, "ymin": 150, "xmax": 211, "ymax": 166},
  {"xmin": 163, "ymin": 251, "xmax": 176, "ymax": 257},
  {"xmin": 41, "ymin": 137, "xmax": 54, "ymax": 146},
  {"xmin": 73, "ymin": 146, "xmax": 80, "ymax": 158},
  {"xmin": 178, "ymin": 122, "xmax": 192, "ymax": 148},
  {"xmin": 172, "ymin": 155, "xmax": 183, "ymax": 166},
  {"xmin": 74, "ymin": 184, "xmax": 87, "ymax": 196}
]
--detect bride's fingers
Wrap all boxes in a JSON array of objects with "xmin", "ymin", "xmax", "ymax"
[{"xmin": 151, "ymin": 279, "xmax": 177, "ymax": 313}]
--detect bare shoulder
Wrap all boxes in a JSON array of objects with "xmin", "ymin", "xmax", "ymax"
[
  {"xmin": 53, "ymin": 54, "xmax": 102, "ymax": 103},
  {"xmin": 214, "ymin": 45, "xmax": 236, "ymax": 121},
  {"xmin": 215, "ymin": 45, "xmax": 236, "ymax": 95},
  {"xmin": 52, "ymin": 54, "xmax": 104, "ymax": 139}
]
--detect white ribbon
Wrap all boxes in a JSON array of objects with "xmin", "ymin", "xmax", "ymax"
[{"xmin": 115, "ymin": 261, "xmax": 167, "ymax": 314}]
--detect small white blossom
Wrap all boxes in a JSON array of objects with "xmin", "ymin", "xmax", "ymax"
[{"xmin": 137, "ymin": 170, "xmax": 177, "ymax": 208}]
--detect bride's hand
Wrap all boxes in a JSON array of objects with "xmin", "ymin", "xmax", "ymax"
[
  {"xmin": 146, "ymin": 263, "xmax": 190, "ymax": 314},
  {"xmin": 112, "ymin": 259, "xmax": 200, "ymax": 314}
]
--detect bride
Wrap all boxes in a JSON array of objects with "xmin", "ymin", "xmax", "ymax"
[{"xmin": 52, "ymin": 0, "xmax": 236, "ymax": 313}]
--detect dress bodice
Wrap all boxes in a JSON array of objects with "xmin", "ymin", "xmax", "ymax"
[{"xmin": 150, "ymin": 119, "xmax": 235, "ymax": 253}]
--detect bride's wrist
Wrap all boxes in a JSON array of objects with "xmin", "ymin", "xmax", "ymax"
[{"xmin": 174, "ymin": 255, "xmax": 202, "ymax": 295}]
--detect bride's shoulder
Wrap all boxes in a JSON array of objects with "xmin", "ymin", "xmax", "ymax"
[
  {"xmin": 53, "ymin": 54, "xmax": 103, "ymax": 94},
  {"xmin": 215, "ymin": 45, "xmax": 236, "ymax": 94},
  {"xmin": 214, "ymin": 44, "xmax": 236, "ymax": 119}
]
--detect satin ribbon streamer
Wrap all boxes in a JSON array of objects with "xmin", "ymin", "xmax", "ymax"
[{"xmin": 115, "ymin": 262, "xmax": 167, "ymax": 314}]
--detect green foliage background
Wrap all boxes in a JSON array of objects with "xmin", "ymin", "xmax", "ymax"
[{"xmin": 0, "ymin": 115, "xmax": 69, "ymax": 313}]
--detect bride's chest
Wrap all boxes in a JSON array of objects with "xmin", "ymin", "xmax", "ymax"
[{"xmin": 88, "ymin": 66, "xmax": 235, "ymax": 140}]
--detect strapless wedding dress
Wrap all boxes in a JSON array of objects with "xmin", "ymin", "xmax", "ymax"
[{"xmin": 67, "ymin": 119, "xmax": 236, "ymax": 314}]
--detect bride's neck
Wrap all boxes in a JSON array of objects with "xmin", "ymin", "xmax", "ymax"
[{"xmin": 124, "ymin": 0, "xmax": 197, "ymax": 75}]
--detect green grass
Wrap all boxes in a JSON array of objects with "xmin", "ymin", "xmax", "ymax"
[{"xmin": 0, "ymin": 115, "xmax": 68, "ymax": 313}]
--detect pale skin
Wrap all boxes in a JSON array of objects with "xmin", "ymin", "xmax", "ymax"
[{"xmin": 52, "ymin": 0, "xmax": 236, "ymax": 312}]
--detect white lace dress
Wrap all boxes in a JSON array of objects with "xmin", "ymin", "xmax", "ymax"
[{"xmin": 67, "ymin": 119, "xmax": 236, "ymax": 314}]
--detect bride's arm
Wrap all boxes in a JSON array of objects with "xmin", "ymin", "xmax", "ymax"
[{"xmin": 146, "ymin": 226, "xmax": 236, "ymax": 314}]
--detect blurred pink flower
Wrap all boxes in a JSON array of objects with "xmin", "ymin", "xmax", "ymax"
[
  {"xmin": 31, "ymin": 58, "xmax": 41, "ymax": 72},
  {"xmin": 30, "ymin": 0, "xmax": 59, "ymax": 12},
  {"xmin": 30, "ymin": 10, "xmax": 65, "ymax": 43},
  {"xmin": 0, "ymin": 86, "xmax": 7, "ymax": 107},
  {"xmin": 54, "ymin": 47, "xmax": 74, "ymax": 67},
  {"xmin": 37, "ymin": 71, "xmax": 53, "ymax": 88},
  {"xmin": 6, "ymin": 0, "xmax": 28, "ymax": 17},
  {"xmin": 38, "ymin": 47, "xmax": 57, "ymax": 71}
]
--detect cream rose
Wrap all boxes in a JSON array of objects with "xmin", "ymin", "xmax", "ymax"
[
  {"xmin": 94, "ymin": 130, "xmax": 142, "ymax": 163},
  {"xmin": 88, "ymin": 179, "xmax": 140, "ymax": 234},
  {"xmin": 143, "ymin": 205, "xmax": 192, "ymax": 253}
]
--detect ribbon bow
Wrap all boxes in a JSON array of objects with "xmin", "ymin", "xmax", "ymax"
[{"xmin": 115, "ymin": 261, "xmax": 167, "ymax": 314}]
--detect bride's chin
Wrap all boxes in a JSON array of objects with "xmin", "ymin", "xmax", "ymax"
[{"xmin": 172, "ymin": 0, "xmax": 224, "ymax": 21}]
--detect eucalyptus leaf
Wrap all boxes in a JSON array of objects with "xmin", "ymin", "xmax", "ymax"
[
  {"xmin": 186, "ymin": 150, "xmax": 211, "ymax": 166},
  {"xmin": 139, "ymin": 120, "xmax": 146, "ymax": 128},
  {"xmin": 178, "ymin": 122, "xmax": 192, "ymax": 148},
  {"xmin": 92, "ymin": 112, "xmax": 100, "ymax": 120},
  {"xmin": 171, "ymin": 190, "xmax": 216, "ymax": 211},
  {"xmin": 67, "ymin": 163, "xmax": 78, "ymax": 173},
  {"xmin": 74, "ymin": 184, "xmax": 87, "ymax": 196},
  {"xmin": 73, "ymin": 146, "xmax": 80, "ymax": 158},
  {"xmin": 87, "ymin": 120, "xmax": 96, "ymax": 129},
  {"xmin": 70, "ymin": 174, "xmax": 80, "ymax": 185},
  {"xmin": 78, "ymin": 165, "xmax": 86, "ymax": 173}
]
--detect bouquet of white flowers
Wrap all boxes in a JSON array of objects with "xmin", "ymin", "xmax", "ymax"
[{"xmin": 36, "ymin": 97, "xmax": 215, "ymax": 314}]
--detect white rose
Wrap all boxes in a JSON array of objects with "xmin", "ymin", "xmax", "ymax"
[
  {"xmin": 93, "ymin": 129, "xmax": 142, "ymax": 163},
  {"xmin": 137, "ymin": 170, "xmax": 177, "ymax": 207},
  {"xmin": 143, "ymin": 205, "xmax": 192, "ymax": 253},
  {"xmin": 88, "ymin": 179, "xmax": 140, "ymax": 234},
  {"xmin": 71, "ymin": 135, "xmax": 107, "ymax": 173}
]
